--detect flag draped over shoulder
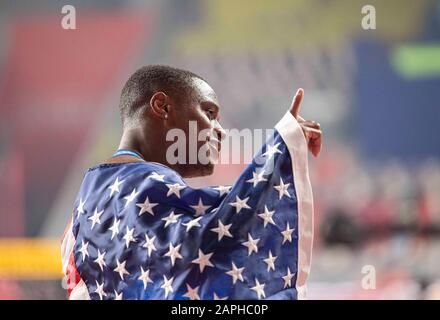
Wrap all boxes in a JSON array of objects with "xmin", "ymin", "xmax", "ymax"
[{"xmin": 60, "ymin": 112, "xmax": 314, "ymax": 300}]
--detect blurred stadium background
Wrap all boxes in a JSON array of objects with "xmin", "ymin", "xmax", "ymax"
[{"xmin": 0, "ymin": 0, "xmax": 439, "ymax": 299}]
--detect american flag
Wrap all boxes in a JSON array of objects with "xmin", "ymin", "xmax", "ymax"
[{"xmin": 61, "ymin": 112, "xmax": 314, "ymax": 300}]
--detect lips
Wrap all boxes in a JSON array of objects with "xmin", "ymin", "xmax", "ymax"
[{"xmin": 207, "ymin": 136, "xmax": 221, "ymax": 154}]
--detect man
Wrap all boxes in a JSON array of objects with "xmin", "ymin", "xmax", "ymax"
[{"xmin": 61, "ymin": 65, "xmax": 322, "ymax": 300}]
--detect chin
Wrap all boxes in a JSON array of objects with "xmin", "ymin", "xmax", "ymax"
[
  {"xmin": 179, "ymin": 163, "xmax": 215, "ymax": 178},
  {"xmin": 199, "ymin": 163, "xmax": 215, "ymax": 177}
]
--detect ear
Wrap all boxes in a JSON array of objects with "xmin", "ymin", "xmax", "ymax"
[{"xmin": 149, "ymin": 91, "xmax": 170, "ymax": 119}]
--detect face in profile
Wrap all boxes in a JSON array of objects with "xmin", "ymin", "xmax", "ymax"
[{"xmin": 167, "ymin": 78, "xmax": 226, "ymax": 178}]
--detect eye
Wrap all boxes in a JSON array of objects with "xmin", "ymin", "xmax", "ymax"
[{"xmin": 206, "ymin": 109, "xmax": 215, "ymax": 120}]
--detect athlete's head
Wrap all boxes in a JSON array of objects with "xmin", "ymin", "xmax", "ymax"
[{"xmin": 119, "ymin": 65, "xmax": 225, "ymax": 178}]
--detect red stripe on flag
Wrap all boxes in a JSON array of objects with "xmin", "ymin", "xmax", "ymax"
[{"xmin": 66, "ymin": 251, "xmax": 82, "ymax": 298}]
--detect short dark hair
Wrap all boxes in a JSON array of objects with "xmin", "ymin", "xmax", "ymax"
[{"xmin": 119, "ymin": 65, "xmax": 204, "ymax": 127}]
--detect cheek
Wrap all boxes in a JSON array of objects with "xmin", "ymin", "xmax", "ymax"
[
  {"xmin": 190, "ymin": 111, "xmax": 213, "ymax": 132},
  {"xmin": 186, "ymin": 108, "xmax": 214, "ymax": 140},
  {"xmin": 200, "ymin": 121, "xmax": 216, "ymax": 143},
  {"xmin": 168, "ymin": 112, "xmax": 187, "ymax": 133}
]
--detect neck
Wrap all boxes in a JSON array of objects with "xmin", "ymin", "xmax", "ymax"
[
  {"xmin": 117, "ymin": 124, "xmax": 191, "ymax": 177},
  {"xmin": 118, "ymin": 126, "xmax": 157, "ymax": 163}
]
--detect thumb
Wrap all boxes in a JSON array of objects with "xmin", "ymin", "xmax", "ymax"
[{"xmin": 290, "ymin": 88, "xmax": 304, "ymax": 118}]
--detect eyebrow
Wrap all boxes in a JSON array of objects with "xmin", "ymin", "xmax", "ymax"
[{"xmin": 202, "ymin": 100, "xmax": 220, "ymax": 111}]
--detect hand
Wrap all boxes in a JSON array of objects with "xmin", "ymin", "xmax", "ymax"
[{"xmin": 289, "ymin": 88, "xmax": 322, "ymax": 157}]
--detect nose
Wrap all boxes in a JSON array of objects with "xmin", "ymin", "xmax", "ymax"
[{"xmin": 213, "ymin": 120, "xmax": 226, "ymax": 142}]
